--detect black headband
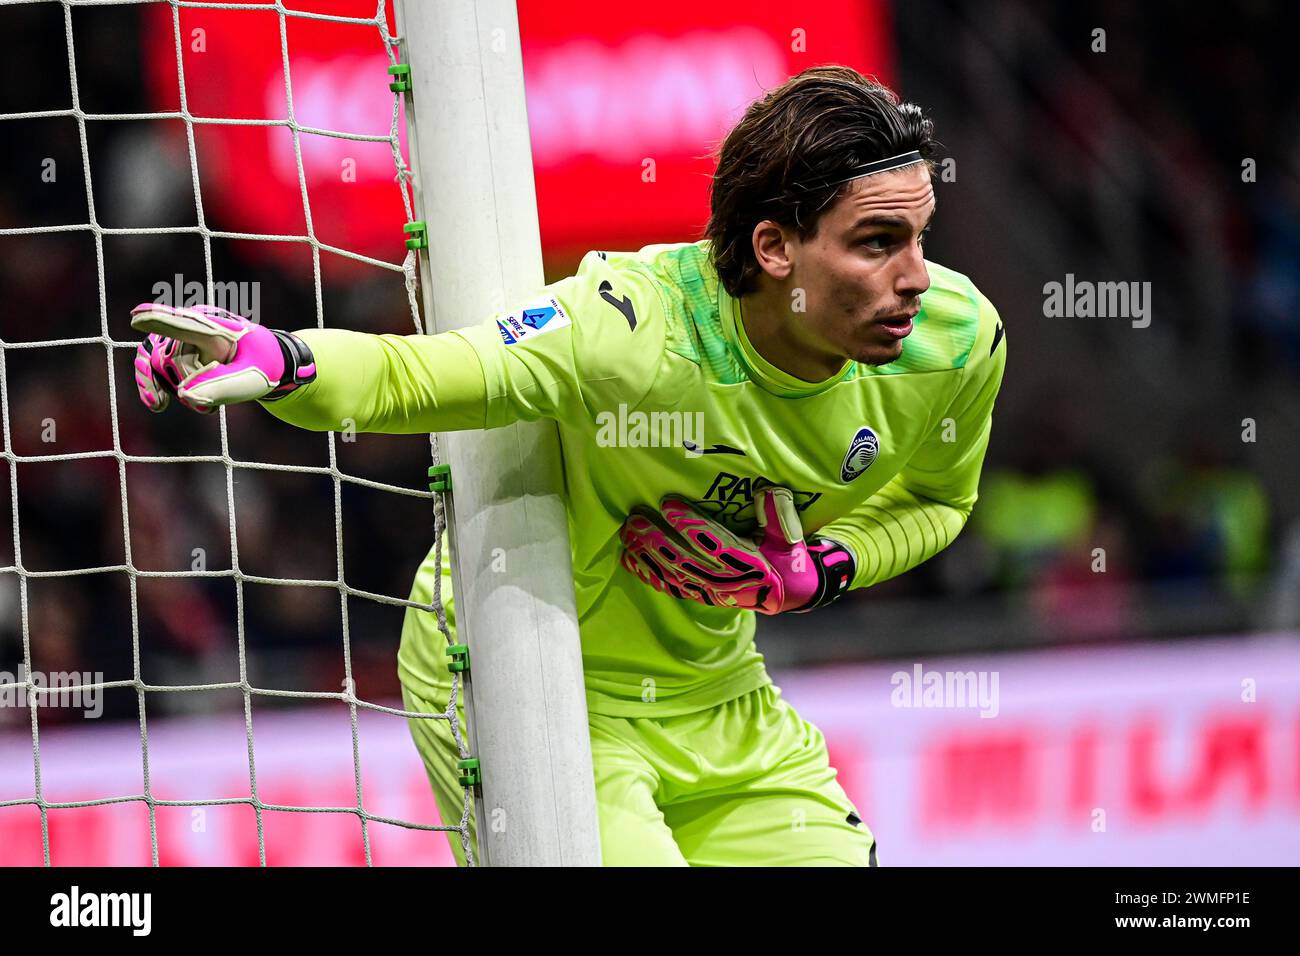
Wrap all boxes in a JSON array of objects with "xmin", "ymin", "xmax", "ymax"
[
  {"xmin": 797, "ymin": 150, "xmax": 925, "ymax": 193},
  {"xmin": 758, "ymin": 150, "xmax": 928, "ymax": 225}
]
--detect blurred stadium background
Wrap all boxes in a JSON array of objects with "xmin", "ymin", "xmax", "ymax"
[{"xmin": 0, "ymin": 0, "xmax": 1296, "ymax": 865}]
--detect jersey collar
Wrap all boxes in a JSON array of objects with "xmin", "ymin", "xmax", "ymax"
[{"xmin": 717, "ymin": 283, "xmax": 854, "ymax": 397}]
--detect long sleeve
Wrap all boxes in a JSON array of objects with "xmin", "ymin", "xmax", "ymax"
[
  {"xmin": 258, "ymin": 250, "xmax": 666, "ymax": 436},
  {"xmin": 819, "ymin": 291, "xmax": 1007, "ymax": 589},
  {"xmin": 257, "ymin": 327, "xmax": 490, "ymax": 434}
]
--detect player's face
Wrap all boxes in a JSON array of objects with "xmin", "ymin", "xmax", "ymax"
[{"xmin": 788, "ymin": 164, "xmax": 935, "ymax": 367}]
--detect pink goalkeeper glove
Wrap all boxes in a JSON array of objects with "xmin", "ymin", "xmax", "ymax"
[
  {"xmin": 131, "ymin": 303, "xmax": 316, "ymax": 414},
  {"xmin": 619, "ymin": 486, "xmax": 856, "ymax": 614}
]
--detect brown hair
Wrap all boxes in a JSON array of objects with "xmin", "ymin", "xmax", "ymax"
[{"xmin": 705, "ymin": 66, "xmax": 937, "ymax": 298}]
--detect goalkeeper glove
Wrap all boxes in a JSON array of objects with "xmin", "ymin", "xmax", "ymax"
[
  {"xmin": 131, "ymin": 303, "xmax": 316, "ymax": 414},
  {"xmin": 619, "ymin": 485, "xmax": 856, "ymax": 614}
]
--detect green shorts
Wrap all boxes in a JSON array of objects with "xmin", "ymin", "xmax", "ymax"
[{"xmin": 401, "ymin": 678, "xmax": 877, "ymax": 867}]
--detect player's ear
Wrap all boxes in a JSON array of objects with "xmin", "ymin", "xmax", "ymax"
[{"xmin": 751, "ymin": 220, "xmax": 794, "ymax": 282}]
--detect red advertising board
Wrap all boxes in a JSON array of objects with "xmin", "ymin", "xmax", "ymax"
[
  {"xmin": 4, "ymin": 635, "xmax": 1297, "ymax": 865},
  {"xmin": 142, "ymin": 0, "xmax": 892, "ymax": 276}
]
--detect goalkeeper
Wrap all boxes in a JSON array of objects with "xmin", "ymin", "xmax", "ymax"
[{"xmin": 130, "ymin": 66, "xmax": 1006, "ymax": 866}]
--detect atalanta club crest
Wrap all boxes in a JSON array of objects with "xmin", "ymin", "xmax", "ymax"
[{"xmin": 840, "ymin": 427, "xmax": 880, "ymax": 482}]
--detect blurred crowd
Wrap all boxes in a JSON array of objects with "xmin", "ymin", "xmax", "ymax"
[
  {"xmin": 1038, "ymin": 0, "xmax": 1300, "ymax": 376},
  {"xmin": 1, "ymin": 1, "xmax": 1296, "ymax": 724},
  {"xmin": 856, "ymin": 0, "xmax": 1298, "ymax": 648}
]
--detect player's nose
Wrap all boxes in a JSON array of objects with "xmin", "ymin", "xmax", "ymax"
[{"xmin": 895, "ymin": 241, "xmax": 930, "ymax": 299}]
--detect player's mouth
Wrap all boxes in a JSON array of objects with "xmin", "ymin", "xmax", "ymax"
[{"xmin": 875, "ymin": 309, "xmax": 918, "ymax": 339}]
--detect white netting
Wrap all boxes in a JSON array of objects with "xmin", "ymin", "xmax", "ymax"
[{"xmin": 0, "ymin": 0, "xmax": 472, "ymax": 866}]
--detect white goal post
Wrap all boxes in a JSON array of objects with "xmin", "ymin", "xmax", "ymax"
[{"xmin": 395, "ymin": 0, "xmax": 601, "ymax": 866}]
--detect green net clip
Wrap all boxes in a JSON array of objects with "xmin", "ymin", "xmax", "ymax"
[
  {"xmin": 446, "ymin": 643, "xmax": 470, "ymax": 673},
  {"xmin": 458, "ymin": 758, "xmax": 482, "ymax": 788},
  {"xmin": 404, "ymin": 220, "xmax": 428, "ymax": 251},
  {"xmin": 428, "ymin": 464, "xmax": 451, "ymax": 493},
  {"xmin": 388, "ymin": 63, "xmax": 412, "ymax": 93}
]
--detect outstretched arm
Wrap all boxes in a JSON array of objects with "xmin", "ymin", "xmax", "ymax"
[
  {"xmin": 258, "ymin": 327, "xmax": 489, "ymax": 434},
  {"xmin": 131, "ymin": 251, "xmax": 666, "ymax": 436}
]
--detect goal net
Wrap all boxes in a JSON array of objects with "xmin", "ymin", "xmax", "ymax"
[{"xmin": 0, "ymin": 0, "xmax": 596, "ymax": 867}]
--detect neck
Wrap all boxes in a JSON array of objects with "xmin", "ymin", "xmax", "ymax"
[{"xmin": 738, "ymin": 292, "xmax": 849, "ymax": 382}]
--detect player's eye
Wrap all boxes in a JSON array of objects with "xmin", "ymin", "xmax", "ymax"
[
  {"xmin": 859, "ymin": 234, "xmax": 892, "ymax": 251},
  {"xmin": 918, "ymin": 227, "xmax": 932, "ymax": 248}
]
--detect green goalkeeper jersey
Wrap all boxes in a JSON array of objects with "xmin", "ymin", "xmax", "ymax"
[{"xmin": 262, "ymin": 240, "xmax": 1006, "ymax": 716}]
